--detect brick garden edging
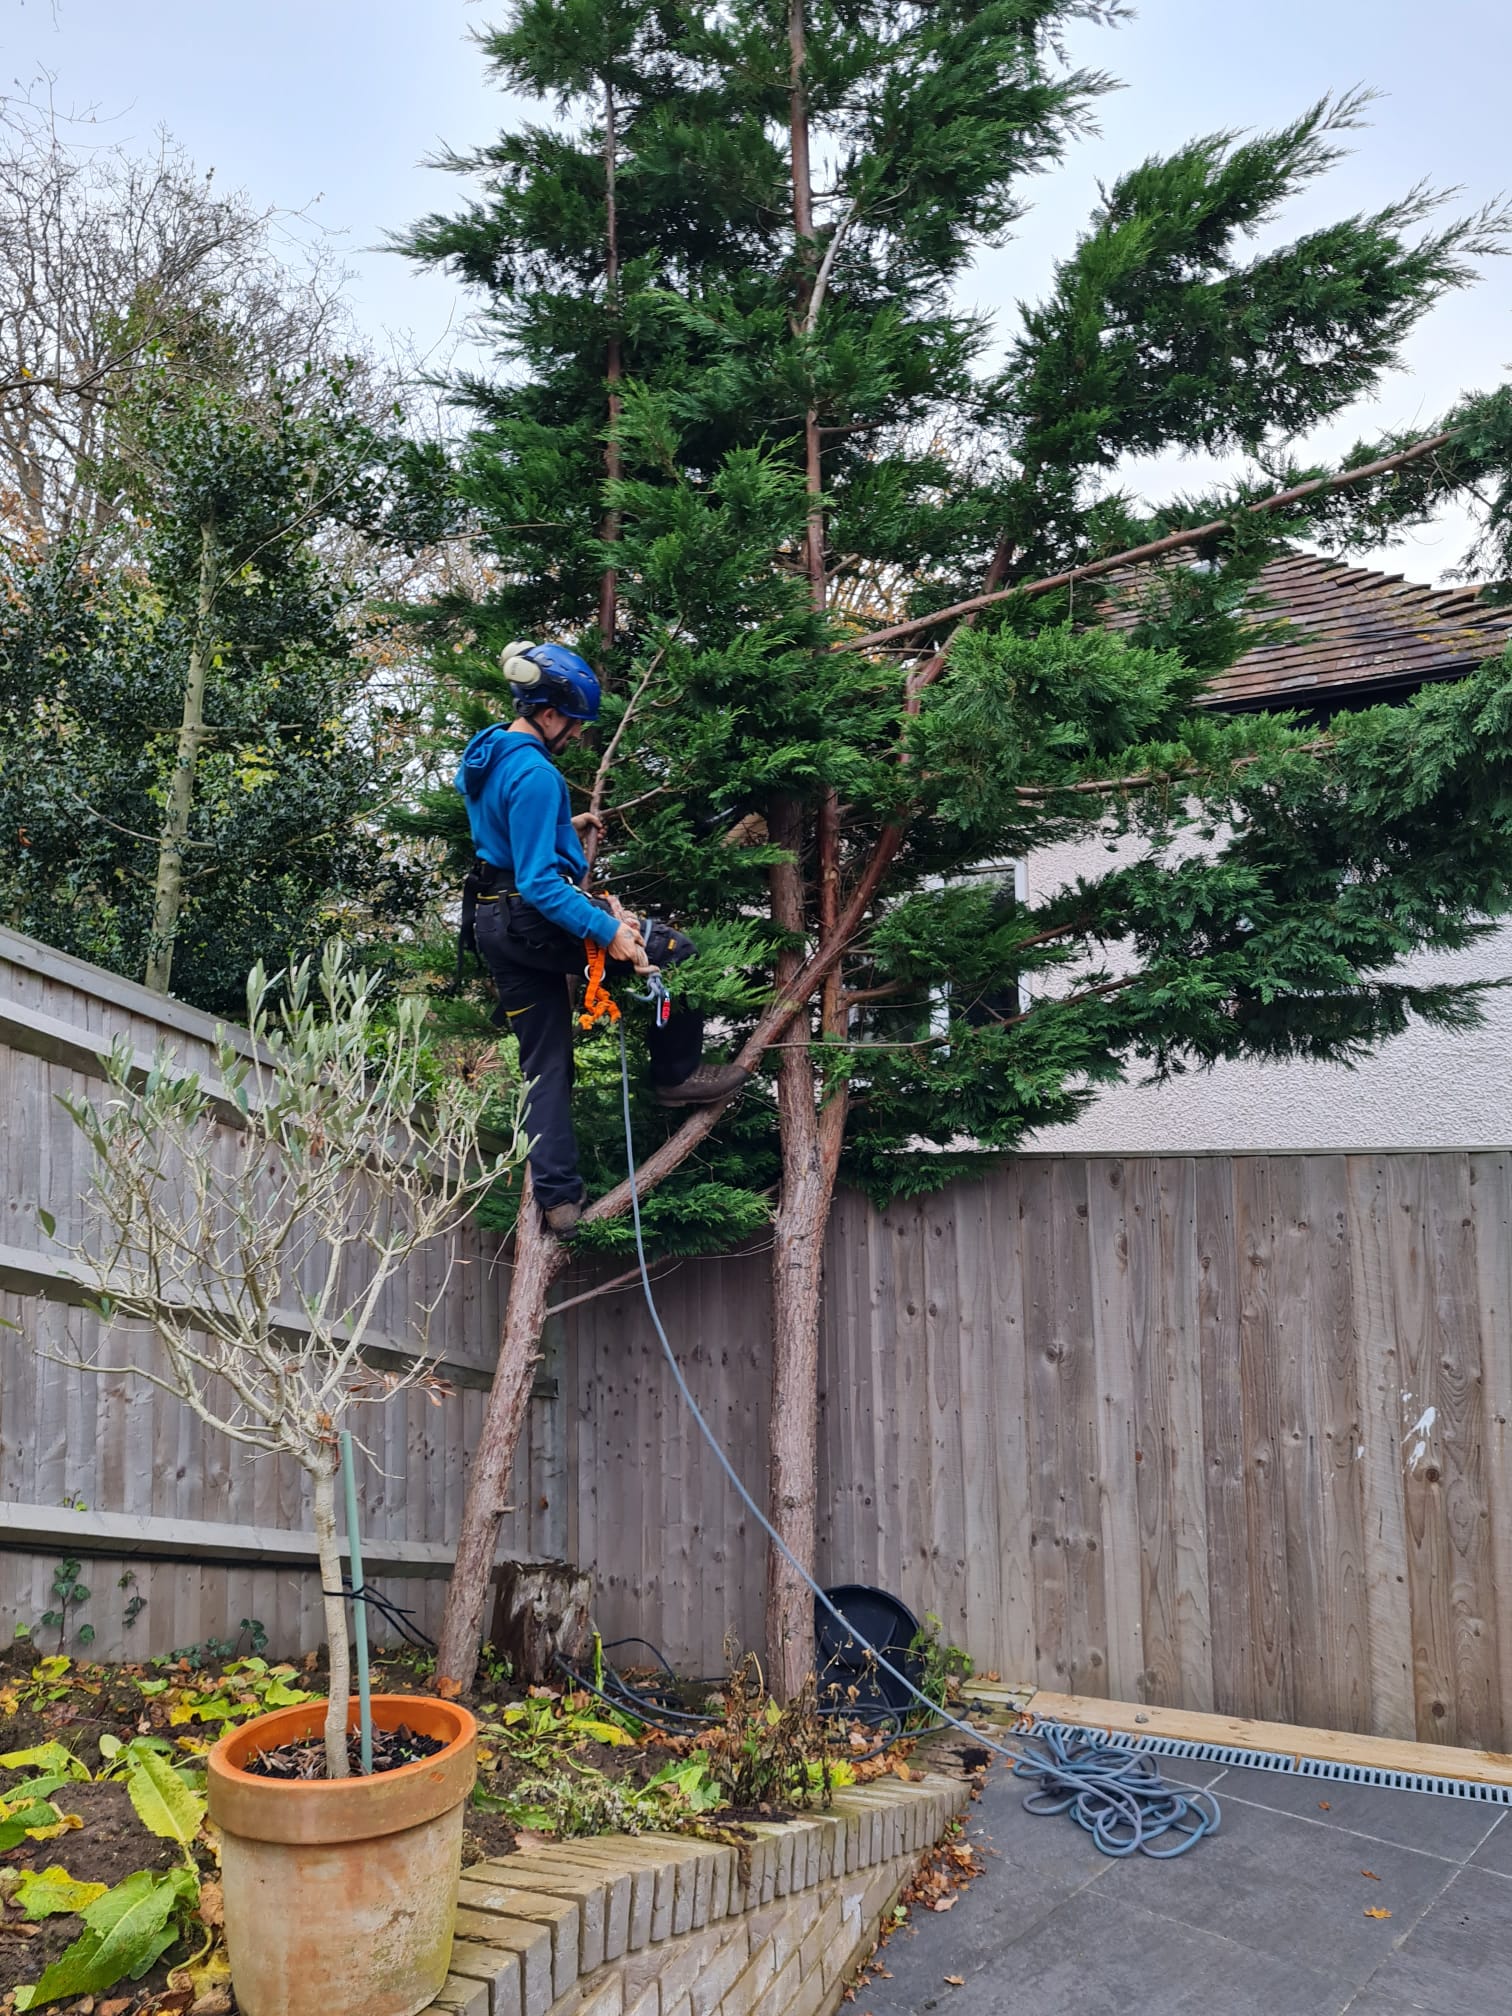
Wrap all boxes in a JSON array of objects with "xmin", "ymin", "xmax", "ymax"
[{"xmin": 424, "ymin": 1772, "xmax": 970, "ymax": 2016}]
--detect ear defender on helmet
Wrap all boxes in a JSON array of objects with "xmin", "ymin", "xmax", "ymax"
[
  {"xmin": 501, "ymin": 640, "xmax": 543, "ymax": 691},
  {"xmin": 499, "ymin": 640, "xmax": 602, "ymax": 725}
]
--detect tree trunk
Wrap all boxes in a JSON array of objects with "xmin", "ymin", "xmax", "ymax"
[
  {"xmin": 437, "ymin": 1173, "xmax": 568, "ymax": 1693},
  {"xmin": 764, "ymin": 1054, "xmax": 846, "ymax": 1700},
  {"xmin": 144, "ymin": 514, "xmax": 216, "ymax": 995},
  {"xmin": 761, "ymin": 0, "xmax": 847, "ymax": 1701},
  {"xmin": 597, "ymin": 75, "xmax": 623, "ymax": 653},
  {"xmin": 762, "ymin": 787, "xmax": 847, "ymax": 1699},
  {"xmin": 311, "ymin": 1453, "xmax": 351, "ymax": 1780}
]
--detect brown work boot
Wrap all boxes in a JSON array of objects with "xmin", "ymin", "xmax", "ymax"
[
  {"xmin": 652, "ymin": 1062, "xmax": 752, "ymax": 1108},
  {"xmin": 542, "ymin": 1198, "xmax": 583, "ymax": 1239}
]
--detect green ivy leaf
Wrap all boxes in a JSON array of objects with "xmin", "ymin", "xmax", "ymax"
[{"xmin": 125, "ymin": 1747, "xmax": 205, "ymax": 1847}]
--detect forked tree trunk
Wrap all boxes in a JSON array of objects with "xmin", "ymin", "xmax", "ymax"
[
  {"xmin": 436, "ymin": 1173, "xmax": 567, "ymax": 1691},
  {"xmin": 311, "ymin": 1453, "xmax": 351, "ymax": 1779},
  {"xmin": 144, "ymin": 514, "xmax": 216, "ymax": 995}
]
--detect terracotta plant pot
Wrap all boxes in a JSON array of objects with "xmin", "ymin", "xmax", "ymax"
[{"xmin": 207, "ymin": 1693, "xmax": 477, "ymax": 2016}]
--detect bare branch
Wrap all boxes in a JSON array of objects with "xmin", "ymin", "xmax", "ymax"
[{"xmin": 836, "ymin": 431, "xmax": 1456, "ymax": 657}]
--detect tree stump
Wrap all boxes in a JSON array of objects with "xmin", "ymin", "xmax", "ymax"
[{"xmin": 490, "ymin": 1560, "xmax": 594, "ymax": 1687}]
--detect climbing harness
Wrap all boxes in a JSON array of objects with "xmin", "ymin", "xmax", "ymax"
[{"xmin": 609, "ymin": 1014, "xmax": 1222, "ymax": 1859}]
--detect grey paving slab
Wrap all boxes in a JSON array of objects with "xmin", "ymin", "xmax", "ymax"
[
  {"xmin": 1468, "ymin": 1810, "xmax": 1512, "ymax": 1878},
  {"xmin": 1212, "ymin": 1764, "xmax": 1508, "ymax": 1863},
  {"xmin": 1136, "ymin": 1755, "xmax": 1231, "ymax": 1793},
  {"xmin": 891, "ymin": 1887, "xmax": 1347, "ymax": 2016},
  {"xmin": 1351, "ymin": 1866, "xmax": 1512, "ymax": 2015},
  {"xmin": 877, "ymin": 1767, "xmax": 1110, "ymax": 1987},
  {"xmin": 861, "ymin": 1754, "xmax": 1512, "ymax": 2016},
  {"xmin": 1097, "ymin": 1798, "xmax": 1457, "ymax": 1989}
]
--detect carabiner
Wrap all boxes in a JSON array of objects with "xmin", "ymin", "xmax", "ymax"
[{"xmin": 631, "ymin": 969, "xmax": 673, "ymax": 1027}]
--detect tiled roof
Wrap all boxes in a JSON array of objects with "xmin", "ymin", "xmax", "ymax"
[{"xmin": 1108, "ymin": 551, "xmax": 1512, "ymax": 709}]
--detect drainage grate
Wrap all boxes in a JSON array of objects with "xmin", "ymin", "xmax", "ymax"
[
  {"xmin": 1032, "ymin": 1722, "xmax": 1512, "ymax": 1805},
  {"xmin": 1296, "ymin": 1757, "xmax": 1512, "ymax": 1804}
]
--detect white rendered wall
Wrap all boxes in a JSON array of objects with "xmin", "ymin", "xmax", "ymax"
[{"xmin": 1019, "ymin": 832, "xmax": 1512, "ymax": 1154}]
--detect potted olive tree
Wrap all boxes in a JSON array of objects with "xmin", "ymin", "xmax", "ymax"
[{"xmin": 44, "ymin": 943, "xmax": 525, "ymax": 2016}]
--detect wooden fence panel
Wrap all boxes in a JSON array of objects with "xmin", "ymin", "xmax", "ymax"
[{"xmin": 0, "ymin": 929, "xmax": 551, "ymax": 1659}]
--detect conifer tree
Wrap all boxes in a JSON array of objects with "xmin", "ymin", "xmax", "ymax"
[{"xmin": 405, "ymin": 2, "xmax": 1512, "ymax": 1694}]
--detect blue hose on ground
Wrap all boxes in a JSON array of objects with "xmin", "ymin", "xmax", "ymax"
[
  {"xmin": 1013, "ymin": 1722, "xmax": 1220, "ymax": 1857},
  {"xmin": 611, "ymin": 1017, "xmax": 1220, "ymax": 1859}
]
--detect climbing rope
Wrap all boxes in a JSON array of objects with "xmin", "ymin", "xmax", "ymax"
[{"xmin": 608, "ymin": 1014, "xmax": 1221, "ymax": 1858}]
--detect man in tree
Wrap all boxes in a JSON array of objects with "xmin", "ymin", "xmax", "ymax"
[{"xmin": 458, "ymin": 638, "xmax": 750, "ymax": 1237}]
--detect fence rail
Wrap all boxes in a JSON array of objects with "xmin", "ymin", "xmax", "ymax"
[{"xmin": 3, "ymin": 927, "xmax": 1509, "ymax": 1747}]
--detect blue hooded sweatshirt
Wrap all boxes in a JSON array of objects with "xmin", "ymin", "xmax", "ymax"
[{"xmin": 456, "ymin": 725, "xmax": 618, "ymax": 948}]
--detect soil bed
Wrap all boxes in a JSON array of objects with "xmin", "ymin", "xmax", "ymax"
[{"xmin": 1, "ymin": 1641, "xmax": 926, "ymax": 2015}]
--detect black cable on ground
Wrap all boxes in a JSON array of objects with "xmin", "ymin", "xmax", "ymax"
[{"xmin": 609, "ymin": 1015, "xmax": 1221, "ymax": 1859}]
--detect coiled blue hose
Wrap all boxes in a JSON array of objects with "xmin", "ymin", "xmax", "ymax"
[{"xmin": 1014, "ymin": 1722, "xmax": 1220, "ymax": 1857}]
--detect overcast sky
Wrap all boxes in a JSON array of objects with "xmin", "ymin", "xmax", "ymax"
[{"xmin": 7, "ymin": 0, "xmax": 1509, "ymax": 581}]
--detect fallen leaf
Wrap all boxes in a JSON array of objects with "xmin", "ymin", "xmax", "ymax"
[
  {"xmin": 169, "ymin": 1936, "xmax": 231, "ymax": 2000},
  {"xmin": 1361, "ymin": 1870, "xmax": 1380, "ymax": 1881},
  {"xmin": 1317, "ymin": 1801, "xmax": 1331, "ymax": 1811},
  {"xmin": 929, "ymin": 1895, "xmax": 957, "ymax": 1912},
  {"xmin": 1364, "ymin": 1907, "xmax": 1392, "ymax": 1921},
  {"xmin": 944, "ymin": 1975, "xmax": 965, "ymax": 1988},
  {"xmin": 196, "ymin": 1881, "xmax": 224, "ymax": 1928},
  {"xmin": 101, "ymin": 2000, "xmax": 133, "ymax": 2015}
]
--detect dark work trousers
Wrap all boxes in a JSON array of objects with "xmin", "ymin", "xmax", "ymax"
[{"xmin": 474, "ymin": 900, "xmax": 704, "ymax": 1209}]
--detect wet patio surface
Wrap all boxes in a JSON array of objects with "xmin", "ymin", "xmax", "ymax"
[{"xmin": 860, "ymin": 1750, "xmax": 1512, "ymax": 2015}]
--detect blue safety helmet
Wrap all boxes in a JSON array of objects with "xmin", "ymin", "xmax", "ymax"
[{"xmin": 500, "ymin": 640, "xmax": 602, "ymax": 724}]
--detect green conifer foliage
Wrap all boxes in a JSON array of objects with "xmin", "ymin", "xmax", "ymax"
[{"xmin": 407, "ymin": 2, "xmax": 1512, "ymax": 1692}]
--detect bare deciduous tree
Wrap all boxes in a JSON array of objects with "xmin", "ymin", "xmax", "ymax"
[
  {"xmin": 40, "ymin": 943, "xmax": 525, "ymax": 1777},
  {"xmin": 0, "ymin": 88, "xmax": 355, "ymax": 549}
]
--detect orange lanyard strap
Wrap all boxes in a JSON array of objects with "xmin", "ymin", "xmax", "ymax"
[{"xmin": 578, "ymin": 939, "xmax": 622, "ymax": 1031}]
